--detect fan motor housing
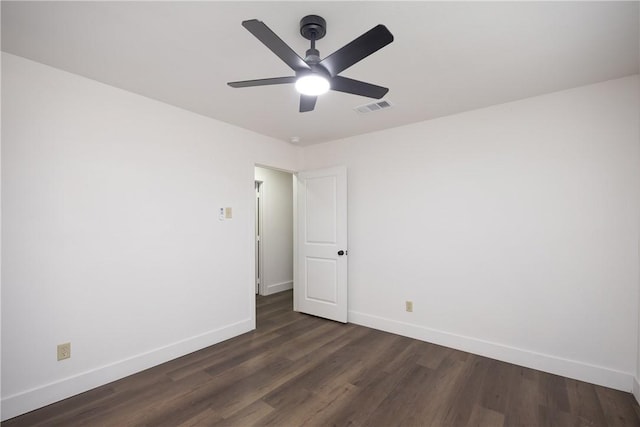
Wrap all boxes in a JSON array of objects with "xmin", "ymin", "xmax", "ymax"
[{"xmin": 300, "ymin": 15, "xmax": 326, "ymax": 40}]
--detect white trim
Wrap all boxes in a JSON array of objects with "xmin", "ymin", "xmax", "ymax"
[
  {"xmin": 264, "ymin": 280, "xmax": 293, "ymax": 295},
  {"xmin": 1, "ymin": 319, "xmax": 252, "ymax": 421},
  {"xmin": 255, "ymin": 179, "xmax": 264, "ymax": 296},
  {"xmin": 634, "ymin": 377, "xmax": 640, "ymax": 404},
  {"xmin": 348, "ymin": 310, "xmax": 634, "ymax": 392},
  {"xmin": 292, "ymin": 173, "xmax": 298, "ymax": 312}
]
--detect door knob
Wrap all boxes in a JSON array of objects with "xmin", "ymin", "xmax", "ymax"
[{"xmin": 338, "ymin": 250, "xmax": 345, "ymax": 256}]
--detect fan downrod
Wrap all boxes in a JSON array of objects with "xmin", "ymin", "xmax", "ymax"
[{"xmin": 300, "ymin": 15, "xmax": 326, "ymax": 41}]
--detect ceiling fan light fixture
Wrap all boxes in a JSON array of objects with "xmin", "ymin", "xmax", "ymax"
[
  {"xmin": 295, "ymin": 74, "xmax": 330, "ymax": 96},
  {"xmin": 228, "ymin": 17, "xmax": 394, "ymax": 111}
]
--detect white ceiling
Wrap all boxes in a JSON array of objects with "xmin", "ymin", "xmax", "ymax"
[{"xmin": 2, "ymin": 1, "xmax": 638, "ymax": 146}]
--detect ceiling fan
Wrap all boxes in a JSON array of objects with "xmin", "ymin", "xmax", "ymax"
[{"xmin": 227, "ymin": 15, "xmax": 394, "ymax": 112}]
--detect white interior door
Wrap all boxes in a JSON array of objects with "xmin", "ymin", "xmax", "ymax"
[{"xmin": 294, "ymin": 166, "xmax": 348, "ymax": 323}]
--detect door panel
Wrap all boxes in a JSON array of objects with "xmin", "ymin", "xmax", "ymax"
[
  {"xmin": 295, "ymin": 166, "xmax": 347, "ymax": 323},
  {"xmin": 306, "ymin": 257, "xmax": 337, "ymax": 303},
  {"xmin": 305, "ymin": 176, "xmax": 337, "ymax": 243}
]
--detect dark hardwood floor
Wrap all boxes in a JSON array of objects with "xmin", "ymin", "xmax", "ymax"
[{"xmin": 4, "ymin": 290, "xmax": 640, "ymax": 426}]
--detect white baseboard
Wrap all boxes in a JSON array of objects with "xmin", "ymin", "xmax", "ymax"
[
  {"xmin": 633, "ymin": 377, "xmax": 640, "ymax": 404},
  {"xmin": 348, "ymin": 310, "xmax": 633, "ymax": 392},
  {"xmin": 263, "ymin": 280, "xmax": 293, "ymax": 296},
  {"xmin": 1, "ymin": 319, "xmax": 253, "ymax": 421}
]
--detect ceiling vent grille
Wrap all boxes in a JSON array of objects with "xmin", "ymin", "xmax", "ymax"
[{"xmin": 354, "ymin": 100, "xmax": 393, "ymax": 114}]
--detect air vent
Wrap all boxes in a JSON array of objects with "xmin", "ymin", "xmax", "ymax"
[{"xmin": 354, "ymin": 100, "xmax": 393, "ymax": 114}]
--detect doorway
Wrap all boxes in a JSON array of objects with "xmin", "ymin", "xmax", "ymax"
[
  {"xmin": 254, "ymin": 166, "xmax": 294, "ymax": 300},
  {"xmin": 253, "ymin": 164, "xmax": 348, "ymax": 326}
]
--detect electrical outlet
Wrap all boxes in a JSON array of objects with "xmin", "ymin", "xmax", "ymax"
[
  {"xmin": 405, "ymin": 301, "xmax": 413, "ymax": 312},
  {"xmin": 57, "ymin": 342, "xmax": 71, "ymax": 361}
]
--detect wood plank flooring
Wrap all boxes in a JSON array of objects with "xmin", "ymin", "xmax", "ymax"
[{"xmin": 4, "ymin": 290, "xmax": 640, "ymax": 426}]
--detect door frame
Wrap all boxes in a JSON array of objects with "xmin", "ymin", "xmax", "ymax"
[
  {"xmin": 255, "ymin": 180, "xmax": 264, "ymax": 295},
  {"xmin": 250, "ymin": 164, "xmax": 349, "ymax": 325}
]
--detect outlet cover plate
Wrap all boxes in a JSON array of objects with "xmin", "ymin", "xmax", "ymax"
[{"xmin": 57, "ymin": 342, "xmax": 71, "ymax": 361}]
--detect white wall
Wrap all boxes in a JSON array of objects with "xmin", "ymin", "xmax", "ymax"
[
  {"xmin": 1, "ymin": 53, "xmax": 301, "ymax": 420},
  {"xmin": 254, "ymin": 167, "xmax": 293, "ymax": 295},
  {"xmin": 303, "ymin": 75, "xmax": 640, "ymax": 392},
  {"xmin": 3, "ymin": 49, "xmax": 640, "ymax": 419}
]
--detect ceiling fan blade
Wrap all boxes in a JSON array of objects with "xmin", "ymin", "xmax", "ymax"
[
  {"xmin": 227, "ymin": 76, "xmax": 297, "ymax": 88},
  {"xmin": 330, "ymin": 76, "xmax": 388, "ymax": 99},
  {"xmin": 300, "ymin": 95, "xmax": 317, "ymax": 112},
  {"xmin": 319, "ymin": 25, "xmax": 393, "ymax": 77},
  {"xmin": 242, "ymin": 19, "xmax": 311, "ymax": 72}
]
